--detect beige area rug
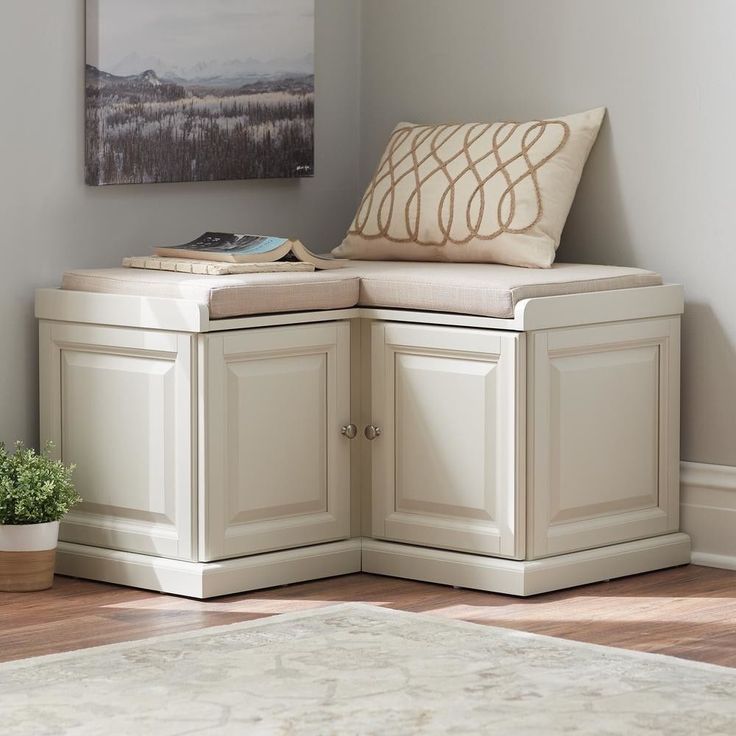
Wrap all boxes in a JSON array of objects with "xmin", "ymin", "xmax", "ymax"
[{"xmin": 1, "ymin": 602, "xmax": 735, "ymax": 735}]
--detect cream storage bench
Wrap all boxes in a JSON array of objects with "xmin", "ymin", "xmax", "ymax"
[{"xmin": 36, "ymin": 261, "xmax": 690, "ymax": 598}]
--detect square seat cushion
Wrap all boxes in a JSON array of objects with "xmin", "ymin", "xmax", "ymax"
[
  {"xmin": 61, "ymin": 268, "xmax": 361, "ymax": 319},
  {"xmin": 62, "ymin": 261, "xmax": 663, "ymax": 321},
  {"xmin": 344, "ymin": 261, "xmax": 663, "ymax": 319},
  {"xmin": 333, "ymin": 108, "xmax": 605, "ymax": 268}
]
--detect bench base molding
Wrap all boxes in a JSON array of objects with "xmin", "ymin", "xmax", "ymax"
[
  {"xmin": 56, "ymin": 540, "xmax": 363, "ymax": 599},
  {"xmin": 362, "ymin": 534, "xmax": 691, "ymax": 597},
  {"xmin": 56, "ymin": 533, "xmax": 690, "ymax": 599}
]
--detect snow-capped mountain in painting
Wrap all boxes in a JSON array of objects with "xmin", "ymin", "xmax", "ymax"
[{"xmin": 110, "ymin": 51, "xmax": 314, "ymax": 86}]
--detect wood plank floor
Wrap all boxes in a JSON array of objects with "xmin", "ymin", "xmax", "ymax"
[{"xmin": 1, "ymin": 564, "xmax": 735, "ymax": 666}]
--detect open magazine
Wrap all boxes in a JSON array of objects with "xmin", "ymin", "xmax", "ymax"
[{"xmin": 155, "ymin": 232, "xmax": 346, "ymax": 269}]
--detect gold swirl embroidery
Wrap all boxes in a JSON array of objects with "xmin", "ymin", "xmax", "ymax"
[{"xmin": 351, "ymin": 120, "xmax": 570, "ymax": 245}]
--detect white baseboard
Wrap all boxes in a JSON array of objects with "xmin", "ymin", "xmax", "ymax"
[
  {"xmin": 681, "ymin": 461, "xmax": 736, "ymax": 570},
  {"xmin": 689, "ymin": 552, "xmax": 736, "ymax": 571}
]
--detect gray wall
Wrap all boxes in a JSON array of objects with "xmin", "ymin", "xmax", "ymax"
[
  {"xmin": 2, "ymin": 0, "xmax": 734, "ymax": 467},
  {"xmin": 0, "ymin": 0, "xmax": 361, "ymax": 447},
  {"xmin": 361, "ymin": 0, "xmax": 736, "ymax": 466}
]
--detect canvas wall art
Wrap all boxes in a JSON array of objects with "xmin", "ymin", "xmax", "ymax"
[{"xmin": 85, "ymin": 0, "xmax": 314, "ymax": 186}]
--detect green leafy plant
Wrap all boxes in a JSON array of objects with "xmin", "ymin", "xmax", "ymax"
[{"xmin": 0, "ymin": 442, "xmax": 81, "ymax": 525}]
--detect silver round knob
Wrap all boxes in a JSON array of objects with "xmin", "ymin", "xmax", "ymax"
[
  {"xmin": 341, "ymin": 424, "xmax": 357, "ymax": 440},
  {"xmin": 364, "ymin": 424, "xmax": 382, "ymax": 441}
]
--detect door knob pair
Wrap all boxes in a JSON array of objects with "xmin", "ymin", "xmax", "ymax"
[{"xmin": 340, "ymin": 424, "xmax": 382, "ymax": 440}]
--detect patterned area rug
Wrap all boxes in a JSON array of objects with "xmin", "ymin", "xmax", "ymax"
[{"xmin": 2, "ymin": 603, "xmax": 735, "ymax": 735}]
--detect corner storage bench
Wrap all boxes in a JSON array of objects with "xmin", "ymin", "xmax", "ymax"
[{"xmin": 36, "ymin": 261, "xmax": 690, "ymax": 598}]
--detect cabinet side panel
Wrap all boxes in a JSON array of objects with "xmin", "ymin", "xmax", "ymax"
[
  {"xmin": 49, "ymin": 324, "xmax": 194, "ymax": 560},
  {"xmin": 529, "ymin": 317, "xmax": 681, "ymax": 558}
]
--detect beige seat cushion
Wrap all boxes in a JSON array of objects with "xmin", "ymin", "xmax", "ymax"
[
  {"xmin": 61, "ymin": 268, "xmax": 361, "ymax": 319},
  {"xmin": 343, "ymin": 261, "xmax": 662, "ymax": 318},
  {"xmin": 62, "ymin": 261, "xmax": 662, "ymax": 320}
]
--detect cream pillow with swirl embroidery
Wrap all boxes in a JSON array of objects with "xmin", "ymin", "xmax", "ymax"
[{"xmin": 333, "ymin": 108, "xmax": 605, "ymax": 268}]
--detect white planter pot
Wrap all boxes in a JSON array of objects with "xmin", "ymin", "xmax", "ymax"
[{"xmin": 0, "ymin": 520, "xmax": 60, "ymax": 551}]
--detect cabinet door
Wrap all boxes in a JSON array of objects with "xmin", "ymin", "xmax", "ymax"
[
  {"xmin": 39, "ymin": 322, "xmax": 195, "ymax": 560},
  {"xmin": 370, "ymin": 322, "xmax": 524, "ymax": 558},
  {"xmin": 200, "ymin": 322, "xmax": 351, "ymax": 561}
]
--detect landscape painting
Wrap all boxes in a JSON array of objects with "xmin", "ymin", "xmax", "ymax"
[{"xmin": 85, "ymin": 0, "xmax": 314, "ymax": 186}]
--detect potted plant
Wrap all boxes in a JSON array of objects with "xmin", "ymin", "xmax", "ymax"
[{"xmin": 0, "ymin": 442, "xmax": 80, "ymax": 592}]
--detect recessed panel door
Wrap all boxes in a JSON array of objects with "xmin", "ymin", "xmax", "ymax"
[
  {"xmin": 201, "ymin": 321, "xmax": 351, "ymax": 560},
  {"xmin": 370, "ymin": 322, "xmax": 524, "ymax": 558}
]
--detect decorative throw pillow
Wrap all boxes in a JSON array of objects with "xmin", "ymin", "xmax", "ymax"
[{"xmin": 333, "ymin": 108, "xmax": 605, "ymax": 268}]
